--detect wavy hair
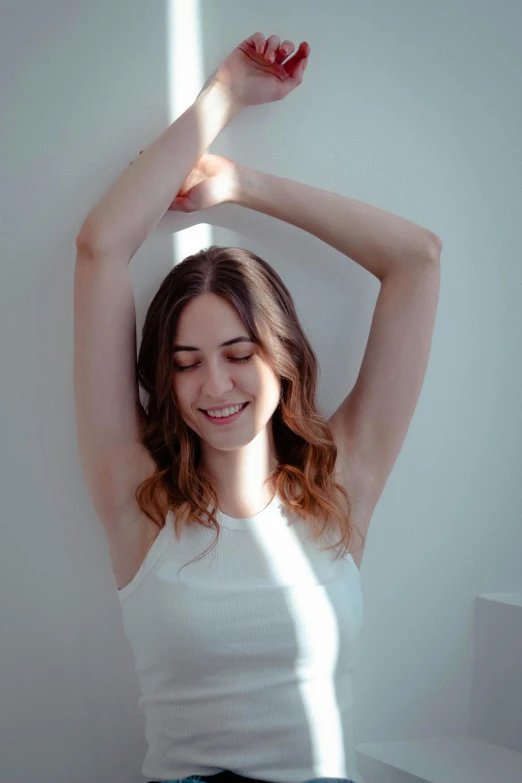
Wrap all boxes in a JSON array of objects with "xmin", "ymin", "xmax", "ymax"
[{"xmin": 134, "ymin": 245, "xmax": 365, "ymax": 573}]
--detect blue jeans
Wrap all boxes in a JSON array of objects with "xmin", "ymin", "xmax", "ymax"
[{"xmin": 148, "ymin": 775, "xmax": 355, "ymax": 783}]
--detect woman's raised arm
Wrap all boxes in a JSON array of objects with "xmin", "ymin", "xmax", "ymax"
[
  {"xmin": 77, "ymin": 31, "xmax": 309, "ymax": 262},
  {"xmin": 78, "ymin": 82, "xmax": 241, "ymax": 261}
]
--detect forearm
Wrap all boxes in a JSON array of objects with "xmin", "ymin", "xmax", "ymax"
[
  {"xmin": 78, "ymin": 82, "xmax": 241, "ymax": 260},
  {"xmin": 234, "ymin": 166, "xmax": 440, "ymax": 281}
]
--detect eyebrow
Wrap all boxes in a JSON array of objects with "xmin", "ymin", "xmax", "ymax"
[{"xmin": 172, "ymin": 337, "xmax": 254, "ymax": 354}]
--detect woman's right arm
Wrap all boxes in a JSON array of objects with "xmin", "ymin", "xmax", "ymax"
[
  {"xmin": 77, "ymin": 80, "xmax": 242, "ymax": 261},
  {"xmin": 73, "ymin": 80, "xmax": 242, "ymax": 527}
]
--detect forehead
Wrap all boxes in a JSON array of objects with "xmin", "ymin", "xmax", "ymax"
[{"xmin": 175, "ymin": 294, "xmax": 245, "ymax": 341}]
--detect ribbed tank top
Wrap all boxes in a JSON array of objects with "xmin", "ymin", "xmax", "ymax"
[{"xmin": 117, "ymin": 491, "xmax": 365, "ymax": 783}]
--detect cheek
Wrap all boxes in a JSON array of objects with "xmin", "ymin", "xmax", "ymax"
[{"xmin": 172, "ymin": 378, "xmax": 191, "ymax": 411}]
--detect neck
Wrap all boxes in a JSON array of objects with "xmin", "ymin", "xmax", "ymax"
[{"xmin": 200, "ymin": 428, "xmax": 278, "ymax": 519}]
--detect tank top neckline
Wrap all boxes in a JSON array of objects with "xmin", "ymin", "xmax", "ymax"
[{"xmin": 215, "ymin": 490, "xmax": 282, "ymax": 531}]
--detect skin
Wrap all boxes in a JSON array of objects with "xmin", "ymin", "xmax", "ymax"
[
  {"xmin": 173, "ymin": 292, "xmax": 281, "ymax": 519},
  {"xmin": 167, "ymin": 33, "xmax": 310, "ymax": 519}
]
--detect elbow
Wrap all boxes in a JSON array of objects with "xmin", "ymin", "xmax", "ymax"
[
  {"xmin": 428, "ymin": 232, "xmax": 443, "ymax": 260},
  {"xmin": 76, "ymin": 222, "xmax": 108, "ymax": 258}
]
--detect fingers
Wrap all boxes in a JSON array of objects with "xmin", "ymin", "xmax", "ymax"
[
  {"xmin": 247, "ymin": 33, "xmax": 296, "ymax": 64},
  {"xmin": 287, "ymin": 42, "xmax": 310, "ymax": 66},
  {"xmin": 282, "ymin": 42, "xmax": 310, "ymax": 78},
  {"xmin": 276, "ymin": 43, "xmax": 310, "ymax": 100},
  {"xmin": 272, "ymin": 40, "xmax": 294, "ymax": 64},
  {"xmin": 245, "ymin": 33, "xmax": 311, "ymax": 95},
  {"xmin": 262, "ymin": 34, "xmax": 280, "ymax": 62},
  {"xmin": 248, "ymin": 32, "xmax": 266, "ymax": 55}
]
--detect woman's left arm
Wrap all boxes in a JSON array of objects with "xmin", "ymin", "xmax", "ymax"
[
  {"xmin": 229, "ymin": 165, "xmax": 443, "ymax": 509},
  {"xmin": 232, "ymin": 165, "xmax": 441, "ymax": 280}
]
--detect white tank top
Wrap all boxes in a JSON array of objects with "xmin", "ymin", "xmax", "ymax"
[{"xmin": 117, "ymin": 491, "xmax": 365, "ymax": 783}]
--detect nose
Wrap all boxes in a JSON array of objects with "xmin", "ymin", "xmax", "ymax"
[{"xmin": 201, "ymin": 358, "xmax": 235, "ymax": 398}]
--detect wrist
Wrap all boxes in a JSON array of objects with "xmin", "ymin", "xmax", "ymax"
[
  {"xmin": 201, "ymin": 78, "xmax": 245, "ymax": 122},
  {"xmin": 229, "ymin": 164, "xmax": 261, "ymax": 207}
]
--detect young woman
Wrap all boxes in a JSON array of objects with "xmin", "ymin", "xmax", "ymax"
[{"xmin": 74, "ymin": 31, "xmax": 441, "ymax": 783}]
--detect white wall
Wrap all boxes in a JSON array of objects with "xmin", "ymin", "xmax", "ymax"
[{"xmin": 1, "ymin": 1, "xmax": 521, "ymax": 781}]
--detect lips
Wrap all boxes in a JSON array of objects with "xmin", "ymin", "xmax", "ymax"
[
  {"xmin": 201, "ymin": 401, "xmax": 249, "ymax": 420},
  {"xmin": 201, "ymin": 402, "xmax": 247, "ymax": 414}
]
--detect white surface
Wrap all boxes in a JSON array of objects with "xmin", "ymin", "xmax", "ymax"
[
  {"xmin": 1, "ymin": 0, "xmax": 521, "ymax": 782},
  {"xmin": 356, "ymin": 735, "xmax": 522, "ymax": 783}
]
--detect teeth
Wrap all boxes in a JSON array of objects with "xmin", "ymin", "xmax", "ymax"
[{"xmin": 206, "ymin": 403, "xmax": 245, "ymax": 418}]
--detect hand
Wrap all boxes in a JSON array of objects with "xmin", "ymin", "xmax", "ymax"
[
  {"xmin": 166, "ymin": 153, "xmax": 239, "ymax": 213},
  {"xmin": 212, "ymin": 32, "xmax": 310, "ymax": 108}
]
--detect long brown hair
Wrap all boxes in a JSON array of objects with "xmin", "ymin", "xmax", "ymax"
[{"xmin": 135, "ymin": 245, "xmax": 364, "ymax": 572}]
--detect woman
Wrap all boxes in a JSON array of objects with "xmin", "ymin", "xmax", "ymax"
[{"xmin": 75, "ymin": 31, "xmax": 441, "ymax": 783}]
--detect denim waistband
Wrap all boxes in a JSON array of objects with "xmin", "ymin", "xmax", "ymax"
[{"xmin": 147, "ymin": 775, "xmax": 355, "ymax": 783}]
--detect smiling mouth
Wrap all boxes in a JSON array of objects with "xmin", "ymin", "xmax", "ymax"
[
  {"xmin": 200, "ymin": 402, "xmax": 247, "ymax": 413},
  {"xmin": 200, "ymin": 402, "xmax": 249, "ymax": 418}
]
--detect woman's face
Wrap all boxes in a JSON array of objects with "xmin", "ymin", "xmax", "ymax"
[{"xmin": 172, "ymin": 293, "xmax": 281, "ymax": 448}]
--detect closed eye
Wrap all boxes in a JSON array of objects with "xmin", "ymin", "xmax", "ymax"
[{"xmin": 174, "ymin": 356, "xmax": 253, "ymax": 372}]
